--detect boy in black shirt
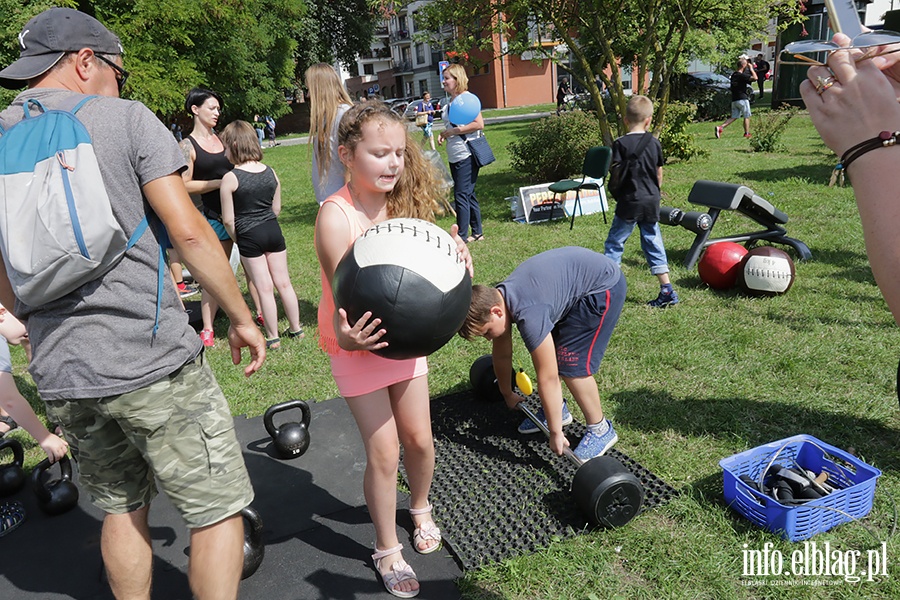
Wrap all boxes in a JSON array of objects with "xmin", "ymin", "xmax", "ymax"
[{"xmin": 603, "ymin": 95, "xmax": 678, "ymax": 307}]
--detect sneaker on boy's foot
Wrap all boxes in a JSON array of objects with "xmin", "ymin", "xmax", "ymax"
[
  {"xmin": 518, "ymin": 400, "xmax": 573, "ymax": 434},
  {"xmin": 199, "ymin": 329, "xmax": 215, "ymax": 347},
  {"xmin": 255, "ymin": 314, "xmax": 265, "ymax": 327},
  {"xmin": 573, "ymin": 420, "xmax": 618, "ymax": 461},
  {"xmin": 715, "ymin": 126, "xmax": 723, "ymax": 139},
  {"xmin": 647, "ymin": 289, "xmax": 680, "ymax": 308},
  {"xmin": 744, "ymin": 133, "xmax": 752, "ymax": 138}
]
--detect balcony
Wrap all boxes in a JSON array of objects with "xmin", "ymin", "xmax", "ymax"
[
  {"xmin": 374, "ymin": 26, "xmax": 388, "ymax": 37},
  {"xmin": 360, "ymin": 48, "xmax": 392, "ymax": 61},
  {"xmin": 392, "ymin": 60, "xmax": 413, "ymax": 74},
  {"xmin": 389, "ymin": 29, "xmax": 411, "ymax": 43}
]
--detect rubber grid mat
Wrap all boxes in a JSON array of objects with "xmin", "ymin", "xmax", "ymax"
[{"xmin": 401, "ymin": 391, "xmax": 678, "ymax": 571}]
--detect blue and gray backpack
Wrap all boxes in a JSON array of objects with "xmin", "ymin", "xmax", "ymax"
[{"xmin": 0, "ymin": 95, "xmax": 163, "ymax": 332}]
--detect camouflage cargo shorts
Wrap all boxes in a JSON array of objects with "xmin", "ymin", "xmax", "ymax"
[{"xmin": 44, "ymin": 351, "xmax": 254, "ymax": 529}]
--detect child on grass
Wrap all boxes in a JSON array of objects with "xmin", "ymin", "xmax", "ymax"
[
  {"xmin": 314, "ymin": 101, "xmax": 472, "ymax": 598},
  {"xmin": 0, "ymin": 305, "xmax": 68, "ymax": 463},
  {"xmin": 219, "ymin": 120, "xmax": 303, "ymax": 349},
  {"xmin": 459, "ymin": 247, "xmax": 625, "ymax": 461},
  {"xmin": 603, "ymin": 95, "xmax": 679, "ymax": 307}
]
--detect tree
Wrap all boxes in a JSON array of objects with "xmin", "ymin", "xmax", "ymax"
[
  {"xmin": 0, "ymin": 1, "xmax": 304, "ymax": 119},
  {"xmin": 410, "ymin": 0, "xmax": 803, "ymax": 145},
  {"xmin": 293, "ymin": 0, "xmax": 380, "ymax": 83}
]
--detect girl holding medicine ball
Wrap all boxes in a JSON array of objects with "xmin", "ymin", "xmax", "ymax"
[{"xmin": 315, "ymin": 101, "xmax": 472, "ymax": 598}]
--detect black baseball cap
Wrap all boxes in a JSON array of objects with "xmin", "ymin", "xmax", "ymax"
[{"xmin": 0, "ymin": 8, "xmax": 123, "ymax": 89}]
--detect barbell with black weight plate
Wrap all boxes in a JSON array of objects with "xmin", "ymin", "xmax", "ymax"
[
  {"xmin": 470, "ymin": 356, "xmax": 643, "ymax": 527},
  {"xmin": 468, "ymin": 354, "xmax": 517, "ymax": 402},
  {"xmin": 516, "ymin": 400, "xmax": 644, "ymax": 528}
]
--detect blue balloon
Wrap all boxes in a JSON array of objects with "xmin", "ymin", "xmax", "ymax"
[{"xmin": 447, "ymin": 92, "xmax": 481, "ymax": 126}]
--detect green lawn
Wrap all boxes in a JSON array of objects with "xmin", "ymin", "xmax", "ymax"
[{"xmin": 9, "ymin": 108, "xmax": 900, "ymax": 599}]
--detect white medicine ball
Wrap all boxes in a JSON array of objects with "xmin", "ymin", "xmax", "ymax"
[{"xmin": 333, "ymin": 218, "xmax": 472, "ymax": 360}]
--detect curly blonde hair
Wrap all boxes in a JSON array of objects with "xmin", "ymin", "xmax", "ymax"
[{"xmin": 338, "ymin": 101, "xmax": 443, "ymax": 220}]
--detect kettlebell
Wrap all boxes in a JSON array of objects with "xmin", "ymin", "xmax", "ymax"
[
  {"xmin": 31, "ymin": 455, "xmax": 79, "ymax": 515},
  {"xmin": 241, "ymin": 505, "xmax": 265, "ymax": 579},
  {"xmin": 263, "ymin": 400, "xmax": 311, "ymax": 459},
  {"xmin": 0, "ymin": 438, "xmax": 26, "ymax": 497}
]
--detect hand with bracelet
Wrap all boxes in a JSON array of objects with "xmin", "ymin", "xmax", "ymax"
[
  {"xmin": 800, "ymin": 33, "xmax": 900, "ymax": 323},
  {"xmin": 800, "ymin": 33, "xmax": 900, "ymax": 161}
]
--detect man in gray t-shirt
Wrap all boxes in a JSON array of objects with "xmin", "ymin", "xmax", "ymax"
[
  {"xmin": 0, "ymin": 9, "xmax": 265, "ymax": 598},
  {"xmin": 460, "ymin": 247, "xmax": 626, "ymax": 462}
]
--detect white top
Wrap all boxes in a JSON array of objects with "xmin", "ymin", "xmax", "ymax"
[{"xmin": 312, "ymin": 103, "xmax": 351, "ymax": 204}]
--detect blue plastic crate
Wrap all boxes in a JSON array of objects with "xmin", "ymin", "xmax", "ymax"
[{"xmin": 719, "ymin": 434, "xmax": 881, "ymax": 541}]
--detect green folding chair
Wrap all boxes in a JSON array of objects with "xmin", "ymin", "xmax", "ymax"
[{"xmin": 548, "ymin": 146, "xmax": 612, "ymax": 229}]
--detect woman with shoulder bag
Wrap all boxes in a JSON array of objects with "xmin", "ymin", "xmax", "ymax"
[{"xmin": 438, "ymin": 65, "xmax": 486, "ymax": 243}]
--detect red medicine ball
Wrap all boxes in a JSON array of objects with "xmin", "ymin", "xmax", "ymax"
[{"xmin": 698, "ymin": 242, "xmax": 748, "ymax": 289}]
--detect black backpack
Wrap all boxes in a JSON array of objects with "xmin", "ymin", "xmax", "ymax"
[{"xmin": 607, "ymin": 133, "xmax": 654, "ymax": 201}]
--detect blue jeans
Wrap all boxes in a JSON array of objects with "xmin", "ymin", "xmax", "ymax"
[
  {"xmin": 449, "ymin": 155, "xmax": 482, "ymax": 239},
  {"xmin": 603, "ymin": 216, "xmax": 670, "ymax": 275}
]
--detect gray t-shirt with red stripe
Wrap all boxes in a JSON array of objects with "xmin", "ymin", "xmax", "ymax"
[{"xmin": 497, "ymin": 246, "xmax": 621, "ymax": 353}]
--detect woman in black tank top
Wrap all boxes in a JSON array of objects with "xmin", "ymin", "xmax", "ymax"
[
  {"xmin": 180, "ymin": 88, "xmax": 261, "ymax": 347},
  {"xmin": 219, "ymin": 121, "xmax": 303, "ymax": 349}
]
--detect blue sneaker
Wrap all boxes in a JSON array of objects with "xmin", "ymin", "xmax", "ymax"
[
  {"xmin": 573, "ymin": 420, "xmax": 618, "ymax": 461},
  {"xmin": 518, "ymin": 400, "xmax": 573, "ymax": 434},
  {"xmin": 647, "ymin": 288, "xmax": 679, "ymax": 308}
]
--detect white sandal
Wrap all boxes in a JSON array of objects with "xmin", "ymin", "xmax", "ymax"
[
  {"xmin": 409, "ymin": 504, "xmax": 442, "ymax": 555},
  {"xmin": 372, "ymin": 544, "xmax": 419, "ymax": 598}
]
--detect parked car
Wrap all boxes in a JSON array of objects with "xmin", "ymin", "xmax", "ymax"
[
  {"xmin": 383, "ymin": 96, "xmax": 417, "ymax": 117},
  {"xmin": 402, "ymin": 98, "xmax": 443, "ymax": 121}
]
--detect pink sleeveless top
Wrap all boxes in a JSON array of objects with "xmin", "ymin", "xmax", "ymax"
[
  {"xmin": 315, "ymin": 186, "xmax": 427, "ymax": 398},
  {"xmin": 316, "ymin": 185, "xmax": 365, "ymax": 356}
]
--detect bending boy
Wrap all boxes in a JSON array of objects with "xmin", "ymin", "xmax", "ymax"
[{"xmin": 459, "ymin": 247, "xmax": 626, "ymax": 460}]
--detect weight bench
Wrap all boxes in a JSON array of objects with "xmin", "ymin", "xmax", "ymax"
[{"xmin": 682, "ymin": 180, "xmax": 812, "ymax": 269}]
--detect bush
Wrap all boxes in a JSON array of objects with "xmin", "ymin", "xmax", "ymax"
[
  {"xmin": 750, "ymin": 105, "xmax": 799, "ymax": 153},
  {"xmin": 508, "ymin": 110, "xmax": 604, "ymax": 182},
  {"xmin": 659, "ymin": 102, "xmax": 708, "ymax": 161}
]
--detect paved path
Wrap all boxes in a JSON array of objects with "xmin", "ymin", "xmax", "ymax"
[{"xmin": 272, "ymin": 111, "xmax": 552, "ymax": 148}]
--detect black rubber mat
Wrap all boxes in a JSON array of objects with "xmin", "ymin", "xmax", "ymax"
[
  {"xmin": 1, "ymin": 399, "xmax": 463, "ymax": 600},
  {"xmin": 404, "ymin": 392, "xmax": 678, "ymax": 570}
]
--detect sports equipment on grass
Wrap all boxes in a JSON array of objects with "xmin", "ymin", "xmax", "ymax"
[
  {"xmin": 737, "ymin": 246, "xmax": 796, "ymax": 296},
  {"xmin": 698, "ymin": 242, "xmax": 749, "ymax": 289}
]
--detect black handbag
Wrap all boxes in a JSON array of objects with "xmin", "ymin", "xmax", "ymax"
[{"xmin": 466, "ymin": 134, "xmax": 495, "ymax": 167}]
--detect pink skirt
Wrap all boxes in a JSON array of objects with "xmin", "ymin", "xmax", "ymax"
[{"xmin": 329, "ymin": 351, "xmax": 428, "ymax": 398}]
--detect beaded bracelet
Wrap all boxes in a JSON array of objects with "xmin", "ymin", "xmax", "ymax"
[{"xmin": 830, "ymin": 130, "xmax": 900, "ymax": 187}]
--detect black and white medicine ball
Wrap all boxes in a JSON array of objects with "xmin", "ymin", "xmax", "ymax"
[{"xmin": 333, "ymin": 218, "xmax": 472, "ymax": 360}]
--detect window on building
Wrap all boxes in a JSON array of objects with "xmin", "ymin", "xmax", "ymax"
[
  {"xmin": 415, "ymin": 43, "xmax": 425, "ymax": 64},
  {"xmin": 363, "ymin": 63, "xmax": 374, "ymax": 75},
  {"xmin": 405, "ymin": 81, "xmax": 414, "ymax": 96},
  {"xmin": 419, "ymin": 80, "xmax": 428, "ymax": 95},
  {"xmin": 620, "ymin": 66, "xmax": 632, "ymax": 90}
]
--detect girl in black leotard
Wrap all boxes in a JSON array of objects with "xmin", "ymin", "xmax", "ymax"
[{"xmin": 219, "ymin": 121, "xmax": 302, "ymax": 349}]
